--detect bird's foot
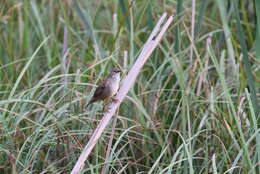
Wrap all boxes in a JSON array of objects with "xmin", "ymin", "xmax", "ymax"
[{"xmin": 112, "ymin": 97, "xmax": 119, "ymax": 103}]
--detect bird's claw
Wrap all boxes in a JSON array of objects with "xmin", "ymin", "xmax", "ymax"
[{"xmin": 112, "ymin": 97, "xmax": 119, "ymax": 102}]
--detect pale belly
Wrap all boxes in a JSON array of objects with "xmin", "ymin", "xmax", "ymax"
[{"xmin": 109, "ymin": 75, "xmax": 120, "ymax": 96}]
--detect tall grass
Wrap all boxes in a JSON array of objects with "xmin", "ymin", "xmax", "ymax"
[{"xmin": 0, "ymin": 0, "xmax": 259, "ymax": 173}]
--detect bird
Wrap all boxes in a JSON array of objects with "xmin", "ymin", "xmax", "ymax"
[{"xmin": 86, "ymin": 68, "xmax": 121, "ymax": 108}]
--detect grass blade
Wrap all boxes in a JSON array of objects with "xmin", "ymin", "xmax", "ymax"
[
  {"xmin": 73, "ymin": 1, "xmax": 104, "ymax": 59},
  {"xmin": 255, "ymin": 0, "xmax": 260, "ymax": 59},
  {"xmin": 233, "ymin": 1, "xmax": 259, "ymax": 117},
  {"xmin": 174, "ymin": 0, "xmax": 183, "ymax": 53}
]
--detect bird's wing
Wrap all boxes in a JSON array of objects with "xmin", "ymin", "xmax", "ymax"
[{"xmin": 92, "ymin": 82, "xmax": 106, "ymax": 99}]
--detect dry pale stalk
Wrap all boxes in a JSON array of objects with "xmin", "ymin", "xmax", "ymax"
[{"xmin": 71, "ymin": 13, "xmax": 173, "ymax": 174}]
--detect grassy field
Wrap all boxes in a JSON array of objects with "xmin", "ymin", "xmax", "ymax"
[{"xmin": 0, "ymin": 0, "xmax": 259, "ymax": 173}]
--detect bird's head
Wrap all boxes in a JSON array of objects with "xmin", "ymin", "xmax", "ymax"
[{"xmin": 110, "ymin": 68, "xmax": 121, "ymax": 75}]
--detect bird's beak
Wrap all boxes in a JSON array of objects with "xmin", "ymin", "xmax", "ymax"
[{"xmin": 116, "ymin": 68, "xmax": 122, "ymax": 73}]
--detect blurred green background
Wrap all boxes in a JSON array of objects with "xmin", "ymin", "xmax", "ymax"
[{"xmin": 0, "ymin": 0, "xmax": 259, "ymax": 173}]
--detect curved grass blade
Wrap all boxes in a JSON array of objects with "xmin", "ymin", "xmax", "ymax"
[
  {"xmin": 73, "ymin": 1, "xmax": 104, "ymax": 59},
  {"xmin": 233, "ymin": 1, "xmax": 259, "ymax": 117}
]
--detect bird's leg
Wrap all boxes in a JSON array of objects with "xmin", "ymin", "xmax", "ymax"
[
  {"xmin": 102, "ymin": 98, "xmax": 110, "ymax": 112},
  {"xmin": 111, "ymin": 94, "xmax": 119, "ymax": 103},
  {"xmin": 104, "ymin": 97, "xmax": 118, "ymax": 111}
]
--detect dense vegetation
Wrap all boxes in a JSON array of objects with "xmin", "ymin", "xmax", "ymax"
[{"xmin": 0, "ymin": 0, "xmax": 259, "ymax": 173}]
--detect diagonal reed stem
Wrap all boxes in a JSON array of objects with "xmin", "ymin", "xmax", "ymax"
[{"xmin": 71, "ymin": 13, "xmax": 173, "ymax": 174}]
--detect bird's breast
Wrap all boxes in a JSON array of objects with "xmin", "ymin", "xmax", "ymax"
[{"xmin": 108, "ymin": 75, "xmax": 120, "ymax": 96}]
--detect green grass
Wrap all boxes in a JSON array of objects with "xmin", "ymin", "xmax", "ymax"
[{"xmin": 0, "ymin": 0, "xmax": 259, "ymax": 173}]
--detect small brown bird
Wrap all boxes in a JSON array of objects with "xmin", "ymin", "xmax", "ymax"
[{"xmin": 86, "ymin": 68, "xmax": 121, "ymax": 108}]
